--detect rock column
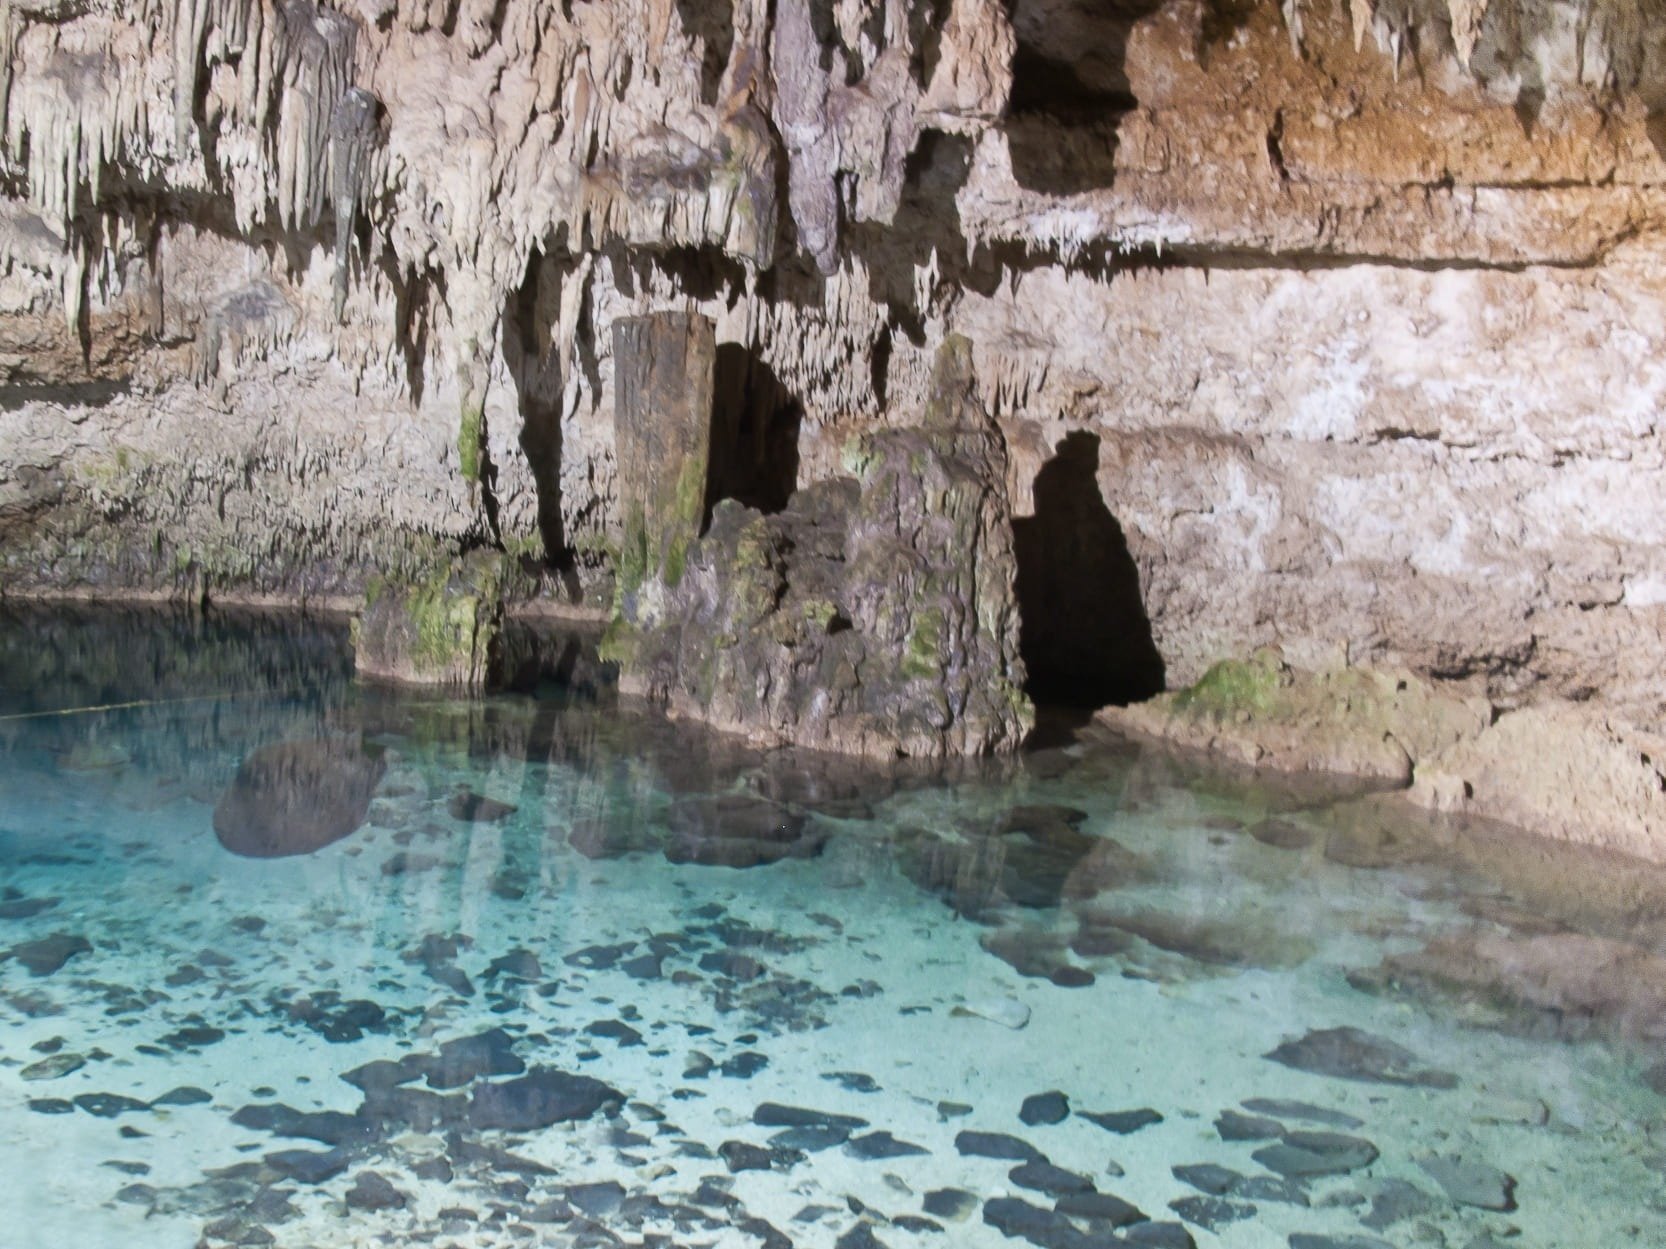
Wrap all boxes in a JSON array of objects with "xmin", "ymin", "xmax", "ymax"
[{"xmin": 611, "ymin": 312, "xmax": 718, "ymax": 616}]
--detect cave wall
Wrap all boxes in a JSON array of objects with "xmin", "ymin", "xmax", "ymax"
[{"xmin": 3, "ymin": 0, "xmax": 1666, "ymax": 729}]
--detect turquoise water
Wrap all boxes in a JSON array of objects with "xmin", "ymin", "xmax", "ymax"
[{"xmin": 1, "ymin": 607, "xmax": 1662, "ymax": 1249}]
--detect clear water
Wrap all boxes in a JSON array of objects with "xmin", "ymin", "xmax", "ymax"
[{"xmin": 2, "ymin": 607, "xmax": 1663, "ymax": 1249}]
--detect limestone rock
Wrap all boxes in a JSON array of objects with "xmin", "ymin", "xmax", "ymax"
[
  {"xmin": 352, "ymin": 554, "xmax": 504, "ymax": 688},
  {"xmin": 1101, "ymin": 650, "xmax": 1491, "ymax": 785},
  {"xmin": 1408, "ymin": 704, "xmax": 1666, "ymax": 863},
  {"xmin": 612, "ymin": 337, "xmax": 1031, "ymax": 758}
]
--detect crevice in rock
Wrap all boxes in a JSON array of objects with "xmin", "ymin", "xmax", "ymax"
[
  {"xmin": 1013, "ymin": 430, "xmax": 1164, "ymax": 710},
  {"xmin": 707, "ymin": 342, "xmax": 802, "ymax": 519},
  {"xmin": 502, "ymin": 250, "xmax": 572, "ymax": 572},
  {"xmin": 1003, "ymin": 0, "xmax": 1161, "ymax": 193}
]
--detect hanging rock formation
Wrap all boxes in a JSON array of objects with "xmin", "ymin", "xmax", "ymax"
[{"xmin": 2, "ymin": 2, "xmax": 1666, "ymax": 832}]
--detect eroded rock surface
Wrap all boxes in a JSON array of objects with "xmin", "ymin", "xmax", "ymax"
[{"xmin": 610, "ymin": 337, "xmax": 1031, "ymax": 757}]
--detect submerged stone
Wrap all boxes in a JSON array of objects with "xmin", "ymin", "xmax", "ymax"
[
  {"xmin": 1240, "ymin": 1099, "xmax": 1363, "ymax": 1130},
  {"xmin": 346, "ymin": 1170, "xmax": 408, "ymax": 1212},
  {"xmin": 8, "ymin": 933, "xmax": 91, "ymax": 976},
  {"xmin": 468, "ymin": 1069, "xmax": 622, "ymax": 1130},
  {"xmin": 1008, "ymin": 1160, "xmax": 1093, "ymax": 1195},
  {"xmin": 1416, "ymin": 1154, "xmax": 1517, "ymax": 1211},
  {"xmin": 1264, "ymin": 1027, "xmax": 1457, "ymax": 1089},
  {"xmin": 448, "ymin": 789, "xmax": 516, "ymax": 822},
  {"xmin": 213, "ymin": 738, "xmax": 385, "ymax": 858},
  {"xmin": 954, "ymin": 1130, "xmax": 1046, "ymax": 1163},
  {"xmin": 1252, "ymin": 1132, "xmax": 1378, "ymax": 1178},
  {"xmin": 845, "ymin": 1131, "xmax": 929, "ymax": 1160},
  {"xmin": 923, "ymin": 1189, "xmax": 979, "ymax": 1221},
  {"xmin": 1082, "ymin": 1107, "xmax": 1161, "ymax": 1135},
  {"xmin": 265, "ymin": 1148, "xmax": 351, "ymax": 1184},
  {"xmin": 1170, "ymin": 1196, "xmax": 1256, "ymax": 1231},
  {"xmin": 1019, "ymin": 1090, "xmax": 1070, "ymax": 1126}
]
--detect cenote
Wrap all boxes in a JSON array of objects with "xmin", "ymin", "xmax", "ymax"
[{"xmin": 2, "ymin": 606, "xmax": 1663, "ymax": 1249}]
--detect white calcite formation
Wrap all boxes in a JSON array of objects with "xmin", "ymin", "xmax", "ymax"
[{"xmin": 2, "ymin": 2, "xmax": 1666, "ymax": 824}]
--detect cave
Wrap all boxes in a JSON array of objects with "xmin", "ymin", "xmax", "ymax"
[
  {"xmin": 1014, "ymin": 431, "xmax": 1164, "ymax": 710},
  {"xmin": 3, "ymin": 2, "xmax": 1666, "ymax": 1240}
]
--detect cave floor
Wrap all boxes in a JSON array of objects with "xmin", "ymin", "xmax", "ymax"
[{"xmin": 0, "ymin": 609, "xmax": 1661, "ymax": 1249}]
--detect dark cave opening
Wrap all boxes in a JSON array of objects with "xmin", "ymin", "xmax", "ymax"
[
  {"xmin": 1003, "ymin": 0, "xmax": 1162, "ymax": 194},
  {"xmin": 1013, "ymin": 430, "xmax": 1164, "ymax": 710},
  {"xmin": 706, "ymin": 342, "xmax": 803, "ymax": 520}
]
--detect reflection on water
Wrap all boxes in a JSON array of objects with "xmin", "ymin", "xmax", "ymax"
[{"xmin": 2, "ymin": 606, "xmax": 1665, "ymax": 1249}]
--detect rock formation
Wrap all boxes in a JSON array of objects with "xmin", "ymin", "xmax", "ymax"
[
  {"xmin": 607, "ymin": 328, "xmax": 1031, "ymax": 757},
  {"xmin": 3, "ymin": 2, "xmax": 1666, "ymax": 833}
]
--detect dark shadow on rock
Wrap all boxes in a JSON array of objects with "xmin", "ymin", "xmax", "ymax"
[
  {"xmin": 1013, "ymin": 431, "xmax": 1163, "ymax": 710},
  {"xmin": 214, "ymin": 738, "xmax": 386, "ymax": 857},
  {"xmin": 1003, "ymin": 0, "xmax": 1163, "ymax": 193},
  {"xmin": 708, "ymin": 343, "xmax": 802, "ymax": 517},
  {"xmin": 502, "ymin": 250, "xmax": 575, "ymax": 582}
]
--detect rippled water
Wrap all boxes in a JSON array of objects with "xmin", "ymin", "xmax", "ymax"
[{"xmin": 2, "ymin": 606, "xmax": 1664, "ymax": 1249}]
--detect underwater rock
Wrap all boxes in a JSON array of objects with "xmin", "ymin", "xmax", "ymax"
[
  {"xmin": 719, "ymin": 1140, "xmax": 803, "ymax": 1173},
  {"xmin": 1123, "ymin": 1224, "xmax": 1197, "ymax": 1249},
  {"xmin": 981, "ymin": 1195, "xmax": 1086, "ymax": 1246},
  {"xmin": 0, "ymin": 896, "xmax": 59, "ymax": 919},
  {"xmin": 1264, "ymin": 1027, "xmax": 1457, "ymax": 1089},
  {"xmin": 1288, "ymin": 1236, "xmax": 1395, "ymax": 1249},
  {"xmin": 955, "ymin": 1130, "xmax": 1046, "ymax": 1163},
  {"xmin": 923, "ymin": 1189, "xmax": 979, "ymax": 1221},
  {"xmin": 569, "ymin": 819, "xmax": 655, "ymax": 860},
  {"xmin": 1055, "ymin": 1191, "xmax": 1147, "ymax": 1227},
  {"xmin": 1253, "ymin": 1131, "xmax": 1378, "ymax": 1177},
  {"xmin": 345, "ymin": 1170, "xmax": 408, "ymax": 1212},
  {"xmin": 416, "ymin": 1027, "xmax": 526, "ymax": 1088},
  {"xmin": 448, "ymin": 788, "xmax": 517, "ymax": 822},
  {"xmin": 1250, "ymin": 819, "xmax": 1318, "ymax": 850},
  {"xmin": 21, "ymin": 1053, "xmax": 84, "ymax": 1080},
  {"xmin": 7, "ymin": 933, "xmax": 91, "ymax": 976},
  {"xmin": 1019, "ymin": 1090, "xmax": 1070, "ymax": 1125},
  {"xmin": 1216, "ymin": 1109, "xmax": 1283, "ymax": 1140},
  {"xmin": 1240, "ymin": 1099, "xmax": 1363, "ymax": 1129},
  {"xmin": 151, "ymin": 1086, "xmax": 212, "ymax": 1106},
  {"xmin": 73, "ymin": 1092, "xmax": 148, "ymax": 1118},
  {"xmin": 1009, "ymin": 1160, "xmax": 1094, "ymax": 1195},
  {"xmin": 263, "ymin": 1147, "xmax": 350, "ymax": 1185},
  {"xmin": 1359, "ymin": 1179, "xmax": 1440, "ymax": 1229},
  {"xmin": 1173, "ymin": 1164, "xmax": 1241, "ymax": 1196},
  {"xmin": 1083, "ymin": 1108, "xmax": 1162, "ymax": 1135},
  {"xmin": 846, "ymin": 1131, "xmax": 929, "ymax": 1160},
  {"xmin": 1359, "ymin": 930, "xmax": 1666, "ymax": 1043},
  {"xmin": 1170, "ymin": 1196, "xmax": 1256, "ymax": 1231},
  {"xmin": 1416, "ymin": 1154, "xmax": 1517, "ymax": 1211},
  {"xmin": 213, "ymin": 738, "xmax": 385, "ymax": 858},
  {"xmin": 664, "ymin": 795, "xmax": 824, "ymax": 868},
  {"xmin": 754, "ymin": 1103, "xmax": 869, "ymax": 1132},
  {"xmin": 467, "ymin": 1069, "xmax": 623, "ymax": 1131}
]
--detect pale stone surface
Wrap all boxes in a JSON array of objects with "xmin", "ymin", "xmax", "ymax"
[{"xmin": 1408, "ymin": 704, "xmax": 1666, "ymax": 862}]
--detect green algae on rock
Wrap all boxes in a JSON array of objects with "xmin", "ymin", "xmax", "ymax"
[{"xmin": 351, "ymin": 553, "xmax": 504, "ymax": 688}]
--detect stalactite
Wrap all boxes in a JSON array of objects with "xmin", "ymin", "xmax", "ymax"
[{"xmin": 1446, "ymin": 0, "xmax": 1489, "ymax": 67}]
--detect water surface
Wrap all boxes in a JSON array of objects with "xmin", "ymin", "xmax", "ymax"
[{"xmin": 2, "ymin": 607, "xmax": 1662, "ymax": 1249}]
